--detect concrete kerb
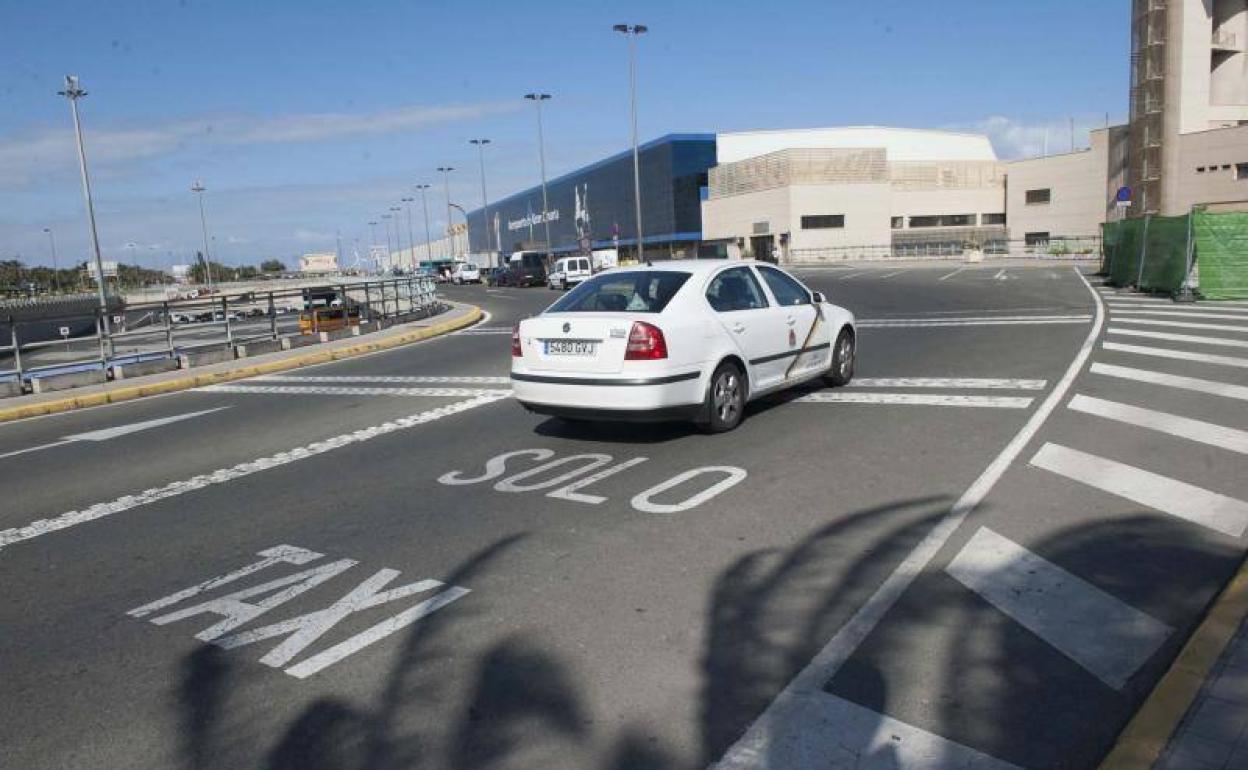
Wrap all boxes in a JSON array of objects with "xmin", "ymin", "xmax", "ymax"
[
  {"xmin": 1099, "ymin": 552, "xmax": 1248, "ymax": 769},
  {"xmin": 0, "ymin": 304, "xmax": 483, "ymax": 424}
]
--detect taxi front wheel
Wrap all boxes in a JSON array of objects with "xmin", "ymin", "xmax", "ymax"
[{"xmin": 825, "ymin": 329, "xmax": 855, "ymax": 387}]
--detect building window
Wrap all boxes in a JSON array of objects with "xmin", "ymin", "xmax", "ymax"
[
  {"xmin": 800, "ymin": 214, "xmax": 845, "ymax": 229},
  {"xmin": 982, "ymin": 213, "xmax": 1007, "ymax": 225},
  {"xmin": 1236, "ymin": 163, "xmax": 1248, "ymax": 180},
  {"xmin": 1223, "ymin": 164, "xmax": 1232, "ymax": 170},
  {"xmin": 891, "ymin": 216, "xmax": 903, "ymax": 229},
  {"xmin": 752, "ymin": 221, "xmax": 769, "ymax": 235},
  {"xmin": 1197, "ymin": 166, "xmax": 1206, "ymax": 173},
  {"xmin": 1025, "ymin": 188, "xmax": 1051, "ymax": 205},
  {"xmin": 908, "ymin": 214, "xmax": 976, "ymax": 228},
  {"xmin": 1025, "ymin": 232, "xmax": 1050, "ymax": 246}
]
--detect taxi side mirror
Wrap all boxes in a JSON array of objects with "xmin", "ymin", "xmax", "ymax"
[{"xmin": 811, "ymin": 291, "xmax": 826, "ymax": 303}]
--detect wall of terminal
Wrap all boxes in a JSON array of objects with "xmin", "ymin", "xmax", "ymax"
[{"xmin": 1174, "ymin": 123, "xmax": 1248, "ymax": 212}]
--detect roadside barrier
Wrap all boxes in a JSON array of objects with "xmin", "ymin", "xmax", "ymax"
[{"xmin": 1101, "ymin": 208, "xmax": 1248, "ymax": 300}]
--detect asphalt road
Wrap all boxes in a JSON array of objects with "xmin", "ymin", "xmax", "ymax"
[{"xmin": 2, "ymin": 262, "xmax": 1245, "ymax": 769}]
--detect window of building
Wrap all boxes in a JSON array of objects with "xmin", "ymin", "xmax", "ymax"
[
  {"xmin": 1024, "ymin": 232, "xmax": 1050, "ymax": 246},
  {"xmin": 891, "ymin": 216, "xmax": 903, "ymax": 229},
  {"xmin": 1223, "ymin": 164, "xmax": 1232, "ymax": 170},
  {"xmin": 1197, "ymin": 166, "xmax": 1206, "ymax": 173},
  {"xmin": 1025, "ymin": 188, "xmax": 1052, "ymax": 205},
  {"xmin": 907, "ymin": 214, "xmax": 976, "ymax": 228},
  {"xmin": 982, "ymin": 213, "xmax": 1007, "ymax": 225},
  {"xmin": 800, "ymin": 214, "xmax": 845, "ymax": 229},
  {"xmin": 1236, "ymin": 163, "xmax": 1248, "ymax": 180}
]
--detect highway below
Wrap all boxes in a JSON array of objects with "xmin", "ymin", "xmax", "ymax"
[{"xmin": 2, "ymin": 262, "xmax": 1246, "ymax": 769}]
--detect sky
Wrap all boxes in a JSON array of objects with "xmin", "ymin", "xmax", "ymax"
[{"xmin": 0, "ymin": 0, "xmax": 1131, "ymax": 270}]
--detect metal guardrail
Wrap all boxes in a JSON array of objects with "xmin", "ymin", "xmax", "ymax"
[
  {"xmin": 1, "ymin": 277, "xmax": 438, "ymax": 387},
  {"xmin": 787, "ymin": 237, "xmax": 1103, "ymax": 264}
]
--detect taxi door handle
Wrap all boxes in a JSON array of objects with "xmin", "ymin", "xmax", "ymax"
[
  {"xmin": 785, "ymin": 316, "xmax": 796, "ymax": 326},
  {"xmin": 731, "ymin": 323, "xmax": 746, "ymax": 334}
]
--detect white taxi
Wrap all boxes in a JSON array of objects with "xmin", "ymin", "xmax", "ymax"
[{"xmin": 510, "ymin": 260, "xmax": 856, "ymax": 431}]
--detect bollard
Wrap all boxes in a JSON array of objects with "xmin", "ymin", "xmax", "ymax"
[
  {"xmin": 268, "ymin": 291, "xmax": 278, "ymax": 339},
  {"xmin": 10, "ymin": 318, "xmax": 23, "ymax": 382},
  {"xmin": 163, "ymin": 300, "xmax": 175, "ymax": 356}
]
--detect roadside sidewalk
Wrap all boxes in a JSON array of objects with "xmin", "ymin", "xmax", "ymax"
[{"xmin": 0, "ymin": 302, "xmax": 481, "ymax": 424}]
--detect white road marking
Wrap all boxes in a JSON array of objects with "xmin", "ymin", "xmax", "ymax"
[
  {"xmin": 795, "ymin": 393, "xmax": 1033, "ymax": 408},
  {"xmin": 1107, "ymin": 327, "xmax": 1248, "ymax": 349},
  {"xmin": 1068, "ymin": 394, "xmax": 1248, "ymax": 454},
  {"xmin": 0, "ymin": 406, "xmax": 230, "ymax": 461},
  {"xmin": 715, "ymin": 690, "xmax": 1022, "ymax": 770},
  {"xmin": 1111, "ymin": 308, "xmax": 1248, "ymax": 321},
  {"xmin": 1109, "ymin": 301, "xmax": 1248, "ymax": 315},
  {"xmin": 547, "ymin": 457, "xmax": 649, "ymax": 504},
  {"xmin": 494, "ymin": 454, "xmax": 614, "ymax": 492},
  {"xmin": 938, "ymin": 267, "xmax": 967, "ymax": 281},
  {"xmin": 1030, "ymin": 443, "xmax": 1248, "ymax": 537},
  {"xmin": 1102, "ymin": 341, "xmax": 1248, "ymax": 369},
  {"xmin": 993, "ymin": 268, "xmax": 1008, "ymax": 280},
  {"xmin": 860, "ymin": 315, "xmax": 1091, "ymax": 328},
  {"xmin": 199, "ymin": 384, "xmax": 513, "ymax": 397},
  {"xmin": 456, "ymin": 328, "xmax": 514, "ymax": 335},
  {"xmin": 437, "ymin": 448, "xmax": 552, "ymax": 486},
  {"xmin": 1089, "ymin": 362, "xmax": 1248, "ymax": 401},
  {"xmin": 1110, "ymin": 316, "xmax": 1248, "ymax": 334},
  {"xmin": 837, "ymin": 272, "xmax": 864, "ymax": 281},
  {"xmin": 878, "ymin": 270, "xmax": 905, "ymax": 279},
  {"xmin": 848, "ymin": 377, "xmax": 1047, "ymax": 390},
  {"xmin": 254, "ymin": 375, "xmax": 512, "ymax": 384},
  {"xmin": 946, "ymin": 527, "xmax": 1172, "ymax": 689},
  {"xmin": 0, "ymin": 394, "xmax": 508, "ymax": 550},
  {"xmin": 630, "ymin": 466, "xmax": 748, "ymax": 514},
  {"xmin": 716, "ymin": 267, "xmax": 1104, "ymax": 767}
]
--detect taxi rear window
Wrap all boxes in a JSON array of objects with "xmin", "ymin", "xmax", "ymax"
[{"xmin": 547, "ymin": 271, "xmax": 690, "ymax": 313}]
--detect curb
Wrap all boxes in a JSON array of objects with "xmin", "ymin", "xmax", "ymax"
[
  {"xmin": 1099, "ymin": 551, "xmax": 1248, "ymax": 769},
  {"xmin": 0, "ymin": 305, "xmax": 482, "ymax": 425}
]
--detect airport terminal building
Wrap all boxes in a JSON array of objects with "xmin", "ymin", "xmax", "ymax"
[{"xmin": 465, "ymin": 134, "xmax": 716, "ymax": 262}]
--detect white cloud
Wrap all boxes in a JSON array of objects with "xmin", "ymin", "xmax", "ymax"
[
  {"xmin": 952, "ymin": 115, "xmax": 1123, "ymax": 160},
  {"xmin": 0, "ymin": 100, "xmax": 521, "ymax": 188}
]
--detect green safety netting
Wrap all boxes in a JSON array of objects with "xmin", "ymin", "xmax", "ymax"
[
  {"xmin": 1101, "ymin": 218, "xmax": 1144, "ymax": 287},
  {"xmin": 1193, "ymin": 209, "xmax": 1248, "ymax": 300},
  {"xmin": 1101, "ymin": 215, "xmax": 1188, "ymax": 293}
]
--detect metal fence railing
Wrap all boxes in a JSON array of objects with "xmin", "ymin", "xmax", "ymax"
[
  {"xmin": 787, "ymin": 236, "xmax": 1102, "ymax": 265},
  {"xmin": 1, "ymin": 276, "xmax": 440, "ymax": 390}
]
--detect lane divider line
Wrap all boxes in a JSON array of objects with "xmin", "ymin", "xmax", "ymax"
[
  {"xmin": 253, "ymin": 375, "xmax": 511, "ymax": 384},
  {"xmin": 0, "ymin": 305, "xmax": 484, "ymax": 425},
  {"xmin": 714, "ymin": 266, "xmax": 1105, "ymax": 768},
  {"xmin": 200, "ymin": 385, "xmax": 511, "ymax": 398},
  {"xmin": 795, "ymin": 393, "xmax": 1033, "ymax": 408},
  {"xmin": 0, "ymin": 393, "xmax": 508, "ymax": 551},
  {"xmin": 847, "ymin": 377, "xmax": 1047, "ymax": 390}
]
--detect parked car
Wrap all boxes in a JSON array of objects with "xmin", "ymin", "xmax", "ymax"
[
  {"xmin": 451, "ymin": 262, "xmax": 482, "ymax": 284},
  {"xmin": 547, "ymin": 256, "xmax": 594, "ymax": 290},
  {"xmin": 511, "ymin": 260, "xmax": 856, "ymax": 432},
  {"xmin": 499, "ymin": 252, "xmax": 547, "ymax": 287}
]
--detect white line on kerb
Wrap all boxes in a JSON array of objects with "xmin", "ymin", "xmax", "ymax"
[
  {"xmin": 848, "ymin": 378, "xmax": 1047, "ymax": 390},
  {"xmin": 1030, "ymin": 442, "xmax": 1248, "ymax": 537},
  {"xmin": 0, "ymin": 394, "xmax": 508, "ymax": 551},
  {"xmin": 1068, "ymin": 394, "xmax": 1248, "ymax": 454},
  {"xmin": 1103, "ymin": 341, "xmax": 1248, "ymax": 369},
  {"xmin": 795, "ymin": 393, "xmax": 1033, "ymax": 408},
  {"xmin": 714, "ymin": 267, "xmax": 1105, "ymax": 767},
  {"xmin": 1089, "ymin": 362, "xmax": 1248, "ymax": 401},
  {"xmin": 946, "ymin": 527, "xmax": 1172, "ymax": 689}
]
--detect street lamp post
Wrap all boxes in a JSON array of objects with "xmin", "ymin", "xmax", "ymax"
[
  {"xmin": 190, "ymin": 181, "xmax": 216, "ymax": 291},
  {"xmin": 389, "ymin": 205, "xmax": 403, "ymax": 266},
  {"xmin": 381, "ymin": 214, "xmax": 395, "ymax": 268},
  {"xmin": 58, "ymin": 75, "xmax": 112, "ymax": 352},
  {"xmin": 613, "ymin": 24, "xmax": 648, "ymax": 261},
  {"xmin": 401, "ymin": 197, "xmax": 417, "ymax": 270},
  {"xmin": 43, "ymin": 227, "xmax": 60, "ymax": 293},
  {"xmin": 523, "ymin": 94, "xmax": 553, "ymax": 253},
  {"xmin": 469, "ymin": 138, "xmax": 492, "ymax": 255},
  {"xmin": 436, "ymin": 167, "xmax": 455, "ymax": 259},
  {"xmin": 415, "ymin": 184, "xmax": 433, "ymax": 263},
  {"xmin": 368, "ymin": 220, "xmax": 379, "ymax": 252}
]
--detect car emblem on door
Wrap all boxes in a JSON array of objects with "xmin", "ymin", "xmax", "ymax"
[{"xmin": 563, "ymin": 322, "xmax": 571, "ymax": 333}]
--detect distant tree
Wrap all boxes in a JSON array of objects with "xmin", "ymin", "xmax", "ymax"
[{"xmin": 260, "ymin": 259, "xmax": 286, "ymax": 273}]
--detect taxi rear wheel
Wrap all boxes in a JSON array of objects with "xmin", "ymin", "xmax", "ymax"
[{"xmin": 703, "ymin": 361, "xmax": 746, "ymax": 433}]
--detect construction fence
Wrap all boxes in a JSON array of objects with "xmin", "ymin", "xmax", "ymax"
[{"xmin": 1101, "ymin": 208, "xmax": 1248, "ymax": 299}]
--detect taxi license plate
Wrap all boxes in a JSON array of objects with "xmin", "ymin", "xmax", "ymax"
[{"xmin": 545, "ymin": 339, "xmax": 597, "ymax": 356}]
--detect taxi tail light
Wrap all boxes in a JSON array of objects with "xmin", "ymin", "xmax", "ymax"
[
  {"xmin": 625, "ymin": 321, "xmax": 667, "ymax": 360},
  {"xmin": 511, "ymin": 325, "xmax": 522, "ymax": 357}
]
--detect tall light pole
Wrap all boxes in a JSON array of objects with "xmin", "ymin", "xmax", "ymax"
[
  {"xmin": 368, "ymin": 220, "xmax": 379, "ymax": 250},
  {"xmin": 436, "ymin": 167, "xmax": 455, "ymax": 258},
  {"xmin": 400, "ymin": 197, "xmax": 417, "ymax": 270},
  {"xmin": 415, "ymin": 184, "xmax": 433, "ymax": 263},
  {"xmin": 469, "ymin": 138, "xmax": 492, "ymax": 255},
  {"xmin": 43, "ymin": 227, "xmax": 60, "ymax": 293},
  {"xmin": 613, "ymin": 25, "xmax": 647, "ymax": 261},
  {"xmin": 190, "ymin": 181, "xmax": 215, "ymax": 291},
  {"xmin": 524, "ymin": 93, "xmax": 553, "ymax": 253},
  {"xmin": 381, "ymin": 213, "xmax": 395, "ymax": 266},
  {"xmin": 58, "ymin": 75, "xmax": 112, "ymax": 350},
  {"xmin": 389, "ymin": 205, "xmax": 403, "ymax": 266}
]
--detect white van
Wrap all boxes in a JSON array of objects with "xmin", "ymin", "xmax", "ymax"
[{"xmin": 547, "ymin": 255, "xmax": 593, "ymax": 290}]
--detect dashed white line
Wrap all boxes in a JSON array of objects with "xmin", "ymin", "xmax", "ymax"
[
  {"xmin": 795, "ymin": 393, "xmax": 1033, "ymax": 408},
  {"xmin": 848, "ymin": 377, "xmax": 1046, "ymax": 390},
  {"xmin": 0, "ymin": 394, "xmax": 509, "ymax": 550},
  {"xmin": 946, "ymin": 526, "xmax": 1172, "ymax": 689},
  {"xmin": 1068, "ymin": 394, "xmax": 1248, "ymax": 454},
  {"xmin": 1102, "ymin": 341, "xmax": 1248, "ymax": 369},
  {"xmin": 938, "ymin": 267, "xmax": 967, "ymax": 281},
  {"xmin": 199, "ymin": 385, "xmax": 513, "ymax": 397},
  {"xmin": 1090, "ymin": 362, "xmax": 1248, "ymax": 401},
  {"xmin": 253, "ymin": 375, "xmax": 511, "ymax": 384},
  {"xmin": 1107, "ymin": 327, "xmax": 1248, "ymax": 349},
  {"xmin": 1030, "ymin": 442, "xmax": 1248, "ymax": 537},
  {"xmin": 860, "ymin": 315, "xmax": 1091, "ymax": 328},
  {"xmin": 878, "ymin": 270, "xmax": 905, "ymax": 279}
]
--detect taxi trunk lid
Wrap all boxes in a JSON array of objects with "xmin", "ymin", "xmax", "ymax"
[{"xmin": 520, "ymin": 314, "xmax": 631, "ymax": 373}]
